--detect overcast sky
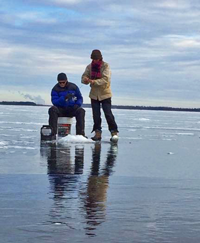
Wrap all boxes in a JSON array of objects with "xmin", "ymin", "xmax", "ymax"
[{"xmin": 0, "ymin": 0, "xmax": 200, "ymax": 107}]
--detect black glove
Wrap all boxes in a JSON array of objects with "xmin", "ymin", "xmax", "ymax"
[{"xmin": 65, "ymin": 93, "xmax": 73, "ymax": 101}]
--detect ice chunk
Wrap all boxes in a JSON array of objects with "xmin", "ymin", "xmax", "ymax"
[{"xmin": 58, "ymin": 134, "xmax": 94, "ymax": 144}]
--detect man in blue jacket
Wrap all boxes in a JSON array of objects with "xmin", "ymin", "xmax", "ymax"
[{"xmin": 49, "ymin": 72, "xmax": 86, "ymax": 137}]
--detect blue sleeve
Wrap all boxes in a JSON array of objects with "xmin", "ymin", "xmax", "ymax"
[
  {"xmin": 75, "ymin": 87, "xmax": 83, "ymax": 107},
  {"xmin": 51, "ymin": 90, "xmax": 67, "ymax": 107}
]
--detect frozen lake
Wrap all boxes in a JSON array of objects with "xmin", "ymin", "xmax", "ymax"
[{"xmin": 1, "ymin": 105, "xmax": 200, "ymax": 242}]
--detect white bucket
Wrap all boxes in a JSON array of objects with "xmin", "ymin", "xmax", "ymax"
[
  {"xmin": 57, "ymin": 117, "xmax": 74, "ymax": 136},
  {"xmin": 58, "ymin": 117, "xmax": 74, "ymax": 125}
]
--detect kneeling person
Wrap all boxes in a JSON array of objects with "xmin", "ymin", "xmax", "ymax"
[{"xmin": 49, "ymin": 72, "xmax": 86, "ymax": 137}]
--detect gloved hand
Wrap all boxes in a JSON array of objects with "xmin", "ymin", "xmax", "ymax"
[
  {"xmin": 83, "ymin": 77, "xmax": 90, "ymax": 84},
  {"xmin": 65, "ymin": 93, "xmax": 73, "ymax": 101}
]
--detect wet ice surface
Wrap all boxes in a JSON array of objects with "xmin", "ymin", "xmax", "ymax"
[{"xmin": 1, "ymin": 105, "xmax": 200, "ymax": 242}]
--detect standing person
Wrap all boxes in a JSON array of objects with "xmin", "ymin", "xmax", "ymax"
[
  {"xmin": 81, "ymin": 50, "xmax": 118, "ymax": 141},
  {"xmin": 49, "ymin": 72, "xmax": 86, "ymax": 138}
]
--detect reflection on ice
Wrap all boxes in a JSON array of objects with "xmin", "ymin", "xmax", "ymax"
[
  {"xmin": 40, "ymin": 142, "xmax": 118, "ymax": 236},
  {"xmin": 2, "ymin": 106, "xmax": 200, "ymax": 242},
  {"xmin": 82, "ymin": 143, "xmax": 117, "ymax": 236}
]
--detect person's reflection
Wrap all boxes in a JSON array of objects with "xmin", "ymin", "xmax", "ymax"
[
  {"xmin": 83, "ymin": 143, "xmax": 118, "ymax": 236},
  {"xmin": 40, "ymin": 141, "xmax": 117, "ymax": 233}
]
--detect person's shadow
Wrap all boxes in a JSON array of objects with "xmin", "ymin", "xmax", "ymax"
[{"xmin": 40, "ymin": 142, "xmax": 118, "ymax": 235}]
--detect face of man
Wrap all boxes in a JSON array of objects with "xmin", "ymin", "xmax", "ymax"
[
  {"xmin": 92, "ymin": 59, "xmax": 100, "ymax": 63},
  {"xmin": 58, "ymin": 80, "xmax": 67, "ymax": 87}
]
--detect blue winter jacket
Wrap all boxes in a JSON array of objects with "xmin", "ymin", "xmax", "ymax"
[{"xmin": 51, "ymin": 82, "xmax": 83, "ymax": 108}]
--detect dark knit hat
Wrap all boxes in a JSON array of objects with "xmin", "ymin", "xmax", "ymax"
[
  {"xmin": 91, "ymin": 49, "xmax": 102, "ymax": 60},
  {"xmin": 57, "ymin": 73, "xmax": 68, "ymax": 81}
]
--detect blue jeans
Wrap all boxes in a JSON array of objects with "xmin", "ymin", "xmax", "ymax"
[{"xmin": 91, "ymin": 98, "xmax": 118, "ymax": 133}]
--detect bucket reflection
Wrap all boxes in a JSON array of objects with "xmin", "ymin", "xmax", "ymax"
[
  {"xmin": 47, "ymin": 144, "xmax": 84, "ymax": 199},
  {"xmin": 40, "ymin": 142, "xmax": 118, "ymax": 236}
]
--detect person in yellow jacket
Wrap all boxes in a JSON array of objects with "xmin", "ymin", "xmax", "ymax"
[{"xmin": 81, "ymin": 49, "xmax": 118, "ymax": 141}]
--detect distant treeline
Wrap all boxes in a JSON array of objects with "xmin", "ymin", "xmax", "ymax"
[
  {"xmin": 113, "ymin": 105, "xmax": 200, "ymax": 112},
  {"xmin": 0, "ymin": 101, "xmax": 37, "ymax": 106},
  {"xmin": 1, "ymin": 101, "xmax": 200, "ymax": 112},
  {"xmin": 83, "ymin": 104, "xmax": 200, "ymax": 112}
]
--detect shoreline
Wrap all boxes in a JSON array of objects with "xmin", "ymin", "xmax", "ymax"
[{"xmin": 1, "ymin": 101, "xmax": 200, "ymax": 112}]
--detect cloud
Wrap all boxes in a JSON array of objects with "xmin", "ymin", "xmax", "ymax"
[
  {"xmin": 0, "ymin": 0, "xmax": 200, "ymax": 107},
  {"xmin": 50, "ymin": 0, "xmax": 83, "ymax": 4},
  {"xmin": 18, "ymin": 92, "xmax": 46, "ymax": 105},
  {"xmin": 173, "ymin": 38, "xmax": 200, "ymax": 48},
  {"xmin": 156, "ymin": 0, "xmax": 190, "ymax": 9}
]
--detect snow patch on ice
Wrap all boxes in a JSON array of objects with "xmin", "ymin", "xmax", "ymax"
[
  {"xmin": 0, "ymin": 121, "xmax": 42, "ymax": 125},
  {"xmin": 11, "ymin": 128, "xmax": 37, "ymax": 132},
  {"xmin": 0, "ymin": 141, "xmax": 36, "ymax": 150},
  {"xmin": 58, "ymin": 135, "xmax": 95, "ymax": 144},
  {"xmin": 129, "ymin": 129, "xmax": 137, "ymax": 132},
  {"xmin": 176, "ymin": 133, "xmax": 194, "ymax": 136},
  {"xmin": 8, "ymin": 146, "xmax": 36, "ymax": 150},
  {"xmin": 162, "ymin": 138, "xmax": 176, "ymax": 141},
  {"xmin": 137, "ymin": 118, "xmax": 150, "ymax": 121},
  {"xmin": 120, "ymin": 137, "xmax": 142, "ymax": 140},
  {"xmin": 145, "ymin": 126, "xmax": 200, "ymax": 132},
  {"xmin": 0, "ymin": 141, "xmax": 8, "ymax": 147}
]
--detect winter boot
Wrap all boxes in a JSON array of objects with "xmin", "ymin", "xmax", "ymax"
[
  {"xmin": 91, "ymin": 130, "xmax": 102, "ymax": 141},
  {"xmin": 110, "ymin": 131, "xmax": 118, "ymax": 143}
]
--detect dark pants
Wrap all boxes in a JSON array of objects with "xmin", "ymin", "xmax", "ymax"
[
  {"xmin": 48, "ymin": 106, "xmax": 85, "ymax": 135},
  {"xmin": 91, "ymin": 98, "xmax": 118, "ymax": 133}
]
